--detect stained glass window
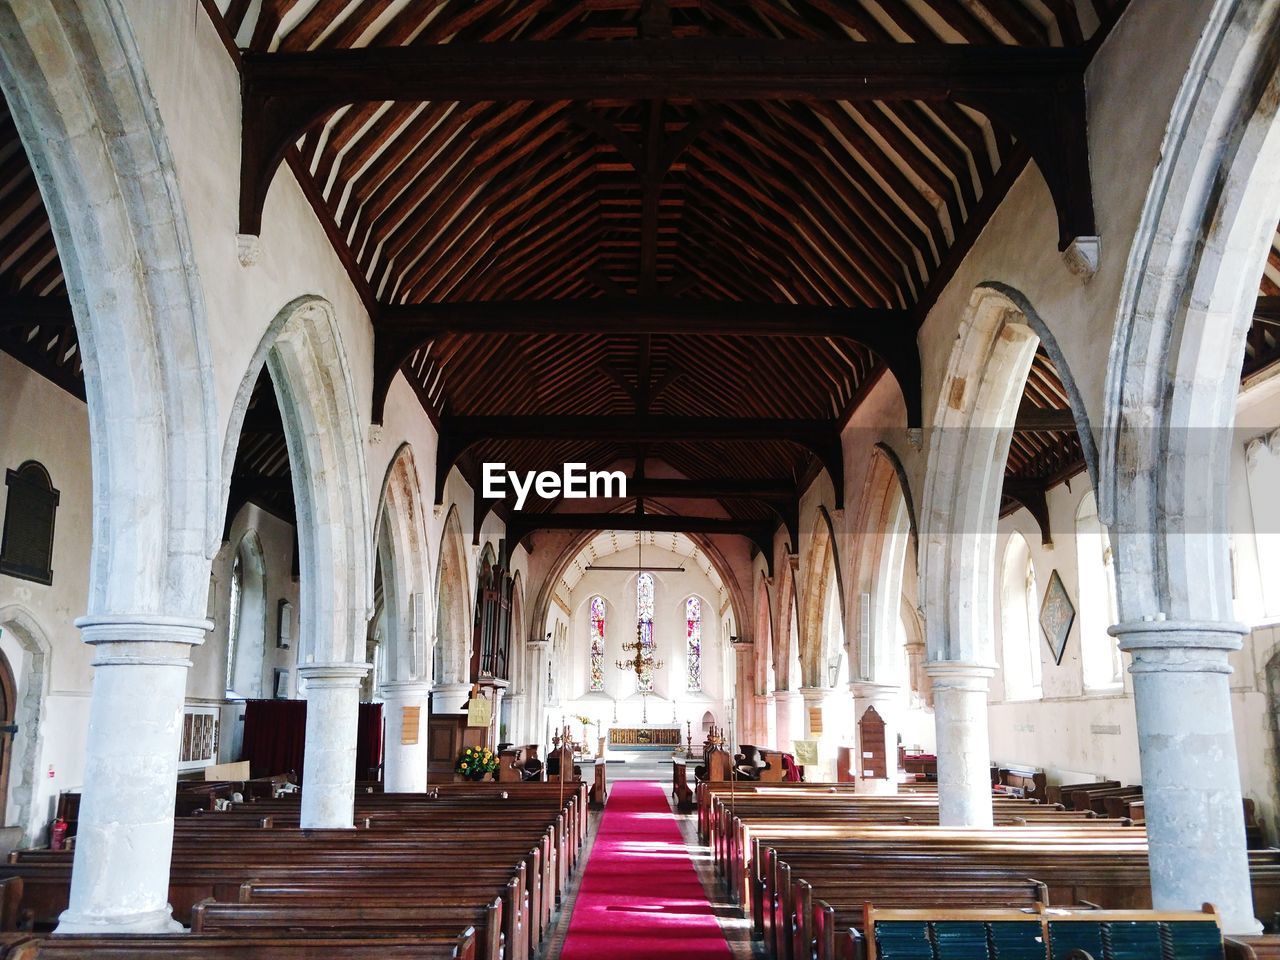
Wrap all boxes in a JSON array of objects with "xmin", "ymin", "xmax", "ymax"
[
  {"xmin": 589, "ymin": 596, "xmax": 606, "ymax": 691},
  {"xmin": 637, "ymin": 571, "xmax": 655, "ymax": 693},
  {"xmin": 686, "ymin": 596, "xmax": 702, "ymax": 691}
]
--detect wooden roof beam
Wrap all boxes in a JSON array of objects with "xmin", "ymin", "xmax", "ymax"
[
  {"xmin": 503, "ymin": 508, "xmax": 777, "ymax": 557},
  {"xmin": 372, "ymin": 297, "xmax": 921, "ymax": 427},
  {"xmin": 239, "ymin": 40, "xmax": 1095, "ymax": 250},
  {"xmin": 433, "ymin": 413, "xmax": 845, "ymax": 509}
]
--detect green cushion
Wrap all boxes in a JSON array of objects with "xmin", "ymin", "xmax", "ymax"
[{"xmin": 875, "ymin": 920, "xmax": 935, "ymax": 959}]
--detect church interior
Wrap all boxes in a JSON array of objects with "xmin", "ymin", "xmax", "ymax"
[{"xmin": 1, "ymin": 0, "xmax": 1280, "ymax": 957}]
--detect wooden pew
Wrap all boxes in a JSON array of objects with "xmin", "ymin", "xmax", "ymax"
[
  {"xmin": 192, "ymin": 898, "xmax": 504, "ymax": 960},
  {"xmin": 12, "ymin": 930, "xmax": 476, "ymax": 959},
  {"xmin": 852, "ymin": 904, "xmax": 1226, "ymax": 960}
]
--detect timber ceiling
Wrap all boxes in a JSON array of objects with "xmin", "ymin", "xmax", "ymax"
[{"xmin": 0, "ymin": 4, "xmax": 1275, "ymax": 554}]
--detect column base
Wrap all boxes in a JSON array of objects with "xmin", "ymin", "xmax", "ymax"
[{"xmin": 57, "ymin": 904, "xmax": 184, "ymax": 934}]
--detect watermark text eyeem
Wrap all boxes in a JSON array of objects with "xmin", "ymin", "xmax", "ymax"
[{"xmin": 482, "ymin": 462, "xmax": 627, "ymax": 510}]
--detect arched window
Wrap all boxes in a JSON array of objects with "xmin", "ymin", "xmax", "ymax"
[
  {"xmin": 637, "ymin": 572, "xmax": 655, "ymax": 693},
  {"xmin": 686, "ymin": 596, "xmax": 702, "ymax": 692},
  {"xmin": 1000, "ymin": 533, "xmax": 1042, "ymax": 700},
  {"xmin": 1076, "ymin": 491, "xmax": 1122, "ymax": 690},
  {"xmin": 0, "ymin": 461, "xmax": 59, "ymax": 584},
  {"xmin": 588, "ymin": 596, "xmax": 606, "ymax": 691}
]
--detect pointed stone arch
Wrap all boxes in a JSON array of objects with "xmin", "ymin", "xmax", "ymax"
[
  {"xmin": 799, "ymin": 507, "xmax": 844, "ymax": 688},
  {"xmin": 373, "ymin": 444, "xmax": 433, "ymax": 687},
  {"xmin": 1099, "ymin": 0, "xmax": 1280, "ymax": 933},
  {"xmin": 919, "ymin": 282, "xmax": 1094, "ymax": 826},
  {"xmin": 850, "ymin": 447, "xmax": 916, "ymax": 686},
  {"xmin": 223, "ymin": 296, "xmax": 373, "ymax": 670},
  {"xmin": 434, "ymin": 505, "xmax": 472, "ymax": 706},
  {"xmin": 0, "ymin": 0, "xmax": 223, "ymax": 931}
]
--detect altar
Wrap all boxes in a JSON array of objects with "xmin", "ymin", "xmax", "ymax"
[{"xmin": 608, "ymin": 726, "xmax": 682, "ymax": 751}]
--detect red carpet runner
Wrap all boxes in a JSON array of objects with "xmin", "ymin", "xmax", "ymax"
[{"xmin": 559, "ymin": 780, "xmax": 734, "ymax": 960}]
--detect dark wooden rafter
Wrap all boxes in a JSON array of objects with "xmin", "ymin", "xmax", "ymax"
[
  {"xmin": 436, "ymin": 414, "xmax": 843, "ymax": 509},
  {"xmin": 371, "ymin": 298, "xmax": 920, "ymax": 424},
  {"xmin": 503, "ymin": 508, "xmax": 777, "ymax": 558},
  {"xmin": 239, "ymin": 40, "xmax": 1096, "ymax": 252}
]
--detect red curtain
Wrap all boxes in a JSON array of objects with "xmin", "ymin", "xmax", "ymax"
[
  {"xmin": 356, "ymin": 702, "xmax": 383, "ymax": 782},
  {"xmin": 240, "ymin": 699, "xmax": 306, "ymax": 780},
  {"xmin": 239, "ymin": 700, "xmax": 385, "ymax": 783}
]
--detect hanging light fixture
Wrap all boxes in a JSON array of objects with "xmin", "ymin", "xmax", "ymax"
[{"xmin": 616, "ymin": 534, "xmax": 663, "ymax": 683}]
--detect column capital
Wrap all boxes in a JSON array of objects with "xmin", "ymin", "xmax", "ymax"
[
  {"xmin": 379, "ymin": 680, "xmax": 432, "ymax": 699},
  {"xmin": 924, "ymin": 660, "xmax": 996, "ymax": 690},
  {"xmin": 297, "ymin": 662, "xmax": 369, "ymax": 688},
  {"xmin": 850, "ymin": 680, "xmax": 899, "ymax": 703},
  {"xmin": 1109, "ymin": 619, "xmax": 1246, "ymax": 674},
  {"xmin": 797, "ymin": 685, "xmax": 832, "ymax": 705},
  {"xmin": 75, "ymin": 614, "xmax": 212, "ymax": 667}
]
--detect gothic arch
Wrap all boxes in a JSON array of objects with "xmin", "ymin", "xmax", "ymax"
[
  {"xmin": 223, "ymin": 296, "xmax": 373, "ymax": 668},
  {"xmin": 435, "ymin": 505, "xmax": 471, "ymax": 689},
  {"xmin": 1102, "ymin": 0, "xmax": 1280, "ymax": 623},
  {"xmin": 527, "ymin": 524, "xmax": 750, "ymax": 663},
  {"xmin": 850, "ymin": 447, "xmax": 915, "ymax": 686},
  {"xmin": 0, "ymin": 1, "xmax": 220, "ymax": 618},
  {"xmin": 374, "ymin": 444, "xmax": 432, "ymax": 687},
  {"xmin": 1099, "ymin": 0, "xmax": 1280, "ymax": 932},
  {"xmin": 920, "ymin": 283, "xmax": 1092, "ymax": 664},
  {"xmin": 0, "ymin": 605, "xmax": 49, "ymax": 845},
  {"xmin": 799, "ymin": 507, "xmax": 844, "ymax": 688}
]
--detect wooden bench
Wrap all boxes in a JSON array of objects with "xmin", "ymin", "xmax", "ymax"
[
  {"xmin": 853, "ymin": 904, "xmax": 1226, "ymax": 960},
  {"xmin": 11, "ymin": 930, "xmax": 475, "ymax": 959},
  {"xmin": 191, "ymin": 898, "xmax": 504, "ymax": 960}
]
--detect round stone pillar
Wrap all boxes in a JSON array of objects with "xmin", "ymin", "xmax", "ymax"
[
  {"xmin": 298, "ymin": 664, "xmax": 367, "ymax": 828},
  {"xmin": 56, "ymin": 615, "xmax": 210, "ymax": 934},
  {"xmin": 1109, "ymin": 619, "xmax": 1260, "ymax": 934},
  {"xmin": 851, "ymin": 681, "xmax": 901, "ymax": 795},
  {"xmin": 772, "ymin": 689, "xmax": 803, "ymax": 752},
  {"xmin": 799, "ymin": 686, "xmax": 834, "ymax": 781},
  {"xmin": 380, "ymin": 680, "xmax": 432, "ymax": 793},
  {"xmin": 925, "ymin": 661, "xmax": 995, "ymax": 827}
]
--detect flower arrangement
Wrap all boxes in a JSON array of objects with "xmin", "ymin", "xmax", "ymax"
[{"xmin": 456, "ymin": 746, "xmax": 499, "ymax": 781}]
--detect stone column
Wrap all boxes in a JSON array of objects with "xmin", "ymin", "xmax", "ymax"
[
  {"xmin": 851, "ymin": 681, "xmax": 901, "ymax": 795},
  {"xmin": 298, "ymin": 664, "xmax": 367, "ymax": 828},
  {"xmin": 1110, "ymin": 619, "xmax": 1260, "ymax": 934},
  {"xmin": 925, "ymin": 661, "xmax": 995, "ymax": 827},
  {"xmin": 432, "ymin": 681, "xmax": 473, "ymax": 715},
  {"xmin": 56, "ymin": 614, "xmax": 210, "ymax": 933},
  {"xmin": 798, "ymin": 686, "xmax": 835, "ymax": 781},
  {"xmin": 733, "ymin": 643, "xmax": 756, "ymax": 744},
  {"xmin": 380, "ymin": 680, "xmax": 432, "ymax": 793},
  {"xmin": 773, "ymin": 689, "xmax": 804, "ymax": 752},
  {"xmin": 505, "ymin": 692, "xmax": 526, "ymax": 744}
]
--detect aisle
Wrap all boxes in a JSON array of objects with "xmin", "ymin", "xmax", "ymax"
[{"xmin": 558, "ymin": 780, "xmax": 733, "ymax": 959}]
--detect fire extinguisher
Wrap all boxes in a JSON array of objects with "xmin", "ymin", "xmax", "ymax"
[{"xmin": 50, "ymin": 818, "xmax": 67, "ymax": 851}]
